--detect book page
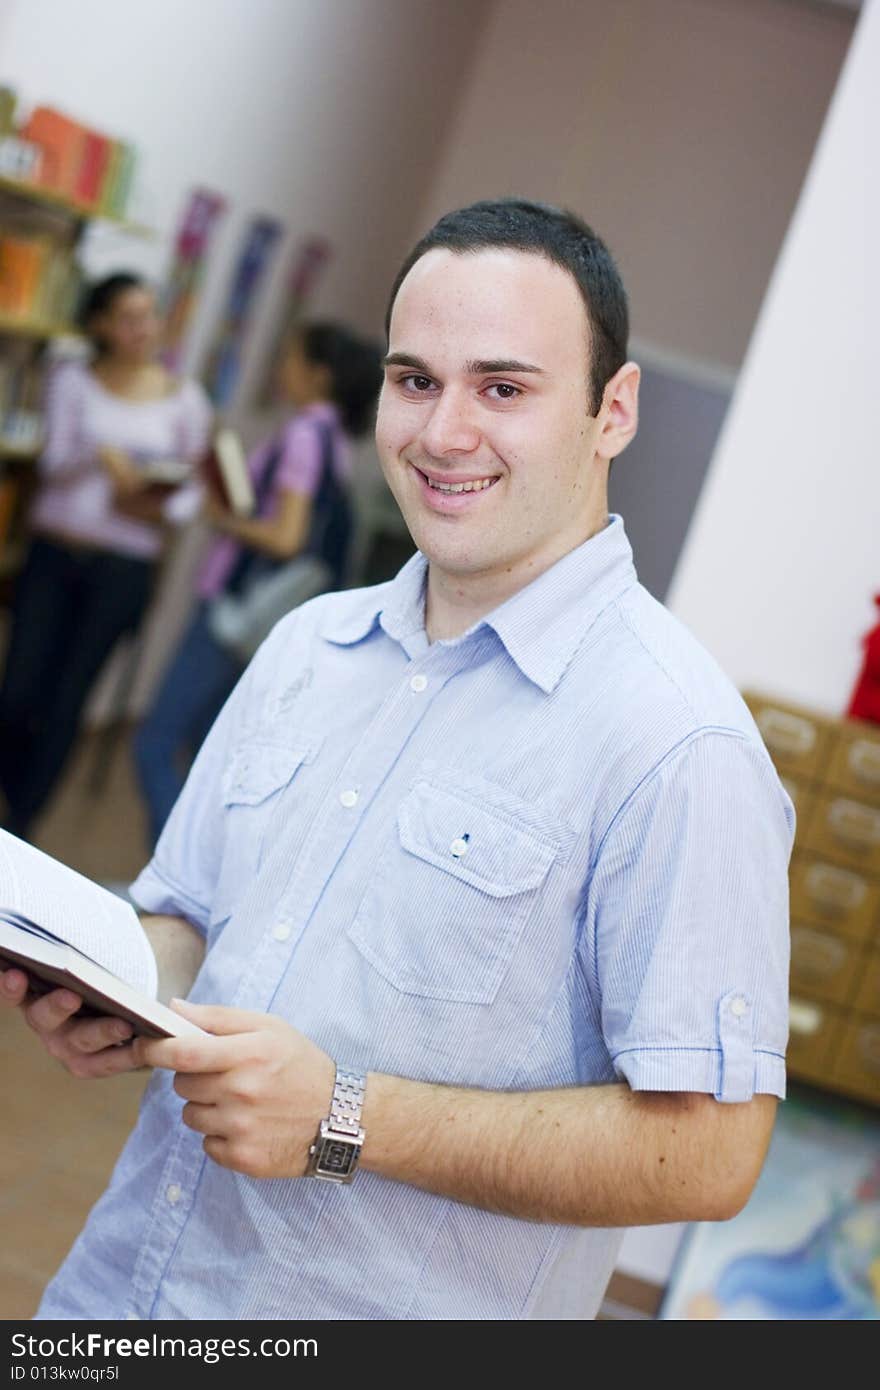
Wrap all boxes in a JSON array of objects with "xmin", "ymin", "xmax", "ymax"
[{"xmin": 0, "ymin": 831, "xmax": 157, "ymax": 997}]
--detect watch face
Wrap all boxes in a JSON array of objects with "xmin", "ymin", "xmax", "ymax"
[{"xmin": 318, "ymin": 1136, "xmax": 357, "ymax": 1178}]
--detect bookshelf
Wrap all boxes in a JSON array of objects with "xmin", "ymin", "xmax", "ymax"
[
  {"xmin": 0, "ymin": 309, "xmax": 82, "ymax": 340},
  {"xmin": 0, "ymin": 172, "xmax": 151, "ymax": 237}
]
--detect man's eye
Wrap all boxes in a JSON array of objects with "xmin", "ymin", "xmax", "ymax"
[
  {"xmin": 486, "ymin": 382, "xmax": 520, "ymax": 400},
  {"xmin": 401, "ymin": 374, "xmax": 434, "ymax": 392}
]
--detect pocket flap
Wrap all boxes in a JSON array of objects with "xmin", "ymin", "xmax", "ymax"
[
  {"xmin": 398, "ymin": 779, "xmax": 558, "ymax": 897},
  {"xmin": 223, "ymin": 736, "xmax": 322, "ymax": 807}
]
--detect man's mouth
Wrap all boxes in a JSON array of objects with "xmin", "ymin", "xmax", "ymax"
[{"xmin": 424, "ymin": 475, "xmax": 498, "ymax": 494}]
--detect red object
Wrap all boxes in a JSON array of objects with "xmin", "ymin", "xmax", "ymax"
[
  {"xmin": 73, "ymin": 129, "xmax": 111, "ymax": 207},
  {"xmin": 848, "ymin": 594, "xmax": 880, "ymax": 725},
  {"xmin": 21, "ymin": 107, "xmax": 85, "ymax": 195}
]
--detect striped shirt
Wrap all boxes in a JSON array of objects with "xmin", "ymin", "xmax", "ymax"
[
  {"xmin": 38, "ymin": 515, "xmax": 794, "ymax": 1321},
  {"xmin": 30, "ymin": 361, "xmax": 212, "ymax": 560}
]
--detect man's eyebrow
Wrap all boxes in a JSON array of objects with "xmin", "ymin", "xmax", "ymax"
[
  {"xmin": 465, "ymin": 358, "xmax": 545, "ymax": 376},
  {"xmin": 382, "ymin": 352, "xmax": 545, "ymax": 376},
  {"xmin": 383, "ymin": 352, "xmax": 432, "ymax": 372}
]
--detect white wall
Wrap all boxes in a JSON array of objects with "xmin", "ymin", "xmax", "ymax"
[
  {"xmin": 0, "ymin": 0, "xmax": 490, "ymax": 711},
  {"xmin": 0, "ymin": 0, "xmax": 491, "ymax": 380},
  {"xmin": 413, "ymin": 0, "xmax": 853, "ymax": 373},
  {"xmin": 667, "ymin": 0, "xmax": 877, "ymax": 716}
]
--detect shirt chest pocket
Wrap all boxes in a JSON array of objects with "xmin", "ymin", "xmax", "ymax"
[
  {"xmin": 347, "ymin": 777, "xmax": 562, "ymax": 1004},
  {"xmin": 212, "ymin": 735, "xmax": 322, "ymax": 926}
]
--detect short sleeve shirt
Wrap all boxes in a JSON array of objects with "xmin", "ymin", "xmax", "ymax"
[{"xmin": 38, "ymin": 516, "xmax": 794, "ymax": 1321}]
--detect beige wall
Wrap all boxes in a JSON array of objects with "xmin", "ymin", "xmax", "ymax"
[
  {"xmin": 668, "ymin": 0, "xmax": 877, "ymax": 715},
  {"xmin": 416, "ymin": 0, "xmax": 853, "ymax": 371}
]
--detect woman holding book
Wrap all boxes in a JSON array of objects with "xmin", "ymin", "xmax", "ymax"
[
  {"xmin": 0, "ymin": 273, "xmax": 212, "ymax": 841},
  {"xmin": 133, "ymin": 320, "xmax": 382, "ymax": 849}
]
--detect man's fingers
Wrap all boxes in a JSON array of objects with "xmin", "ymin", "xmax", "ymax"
[
  {"xmin": 173, "ymin": 1071, "xmax": 222, "ymax": 1103},
  {"xmin": 202, "ymin": 1135, "xmax": 235, "ymax": 1169},
  {"xmin": 23, "ymin": 987, "xmax": 83, "ymax": 1035},
  {"xmin": 0, "ymin": 968, "xmax": 30, "ymax": 1006},
  {"xmin": 181, "ymin": 1101, "xmax": 220, "ymax": 1136},
  {"xmin": 170, "ymin": 999, "xmax": 271, "ymax": 1036},
  {"xmin": 65, "ymin": 1040, "xmax": 143, "ymax": 1080},
  {"xmin": 140, "ymin": 1030, "xmax": 256, "ymax": 1074},
  {"xmin": 65, "ymin": 1015, "xmax": 133, "ymax": 1055}
]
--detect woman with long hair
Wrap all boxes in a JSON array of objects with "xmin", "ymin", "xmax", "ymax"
[
  {"xmin": 0, "ymin": 273, "xmax": 211, "ymax": 839},
  {"xmin": 133, "ymin": 320, "xmax": 381, "ymax": 848}
]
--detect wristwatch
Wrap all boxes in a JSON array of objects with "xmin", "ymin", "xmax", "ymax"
[{"xmin": 306, "ymin": 1064, "xmax": 367, "ymax": 1184}]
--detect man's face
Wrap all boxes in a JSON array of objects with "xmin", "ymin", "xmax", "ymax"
[{"xmin": 376, "ymin": 247, "xmax": 609, "ymax": 594}]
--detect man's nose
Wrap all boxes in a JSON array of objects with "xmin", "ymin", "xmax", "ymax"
[{"xmin": 420, "ymin": 388, "xmax": 481, "ymax": 458}]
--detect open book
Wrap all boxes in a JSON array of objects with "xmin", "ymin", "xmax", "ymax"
[{"xmin": 0, "ymin": 830, "xmax": 204, "ymax": 1039}]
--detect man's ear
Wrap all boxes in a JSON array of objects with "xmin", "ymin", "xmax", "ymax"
[{"xmin": 596, "ymin": 361, "xmax": 640, "ymax": 462}]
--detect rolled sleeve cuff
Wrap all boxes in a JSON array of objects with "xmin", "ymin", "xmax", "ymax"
[
  {"xmin": 129, "ymin": 860, "xmax": 210, "ymax": 935},
  {"xmin": 612, "ymin": 1046, "xmax": 786, "ymax": 1101}
]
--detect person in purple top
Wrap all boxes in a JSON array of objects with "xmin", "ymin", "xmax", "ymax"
[
  {"xmin": 133, "ymin": 322, "xmax": 382, "ymax": 848},
  {"xmin": 0, "ymin": 273, "xmax": 212, "ymax": 840}
]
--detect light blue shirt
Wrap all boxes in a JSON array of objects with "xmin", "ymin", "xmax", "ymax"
[{"xmin": 39, "ymin": 516, "xmax": 794, "ymax": 1321}]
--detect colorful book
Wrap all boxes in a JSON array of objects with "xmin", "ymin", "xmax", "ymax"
[
  {"xmin": 21, "ymin": 106, "xmax": 86, "ymax": 197},
  {"xmin": 74, "ymin": 129, "xmax": 112, "ymax": 208}
]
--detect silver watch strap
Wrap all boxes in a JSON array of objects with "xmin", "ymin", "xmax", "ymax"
[{"xmin": 329, "ymin": 1065, "xmax": 366, "ymax": 1136}]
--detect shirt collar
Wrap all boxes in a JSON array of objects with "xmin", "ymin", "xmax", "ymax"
[{"xmin": 322, "ymin": 515, "xmax": 637, "ymax": 693}]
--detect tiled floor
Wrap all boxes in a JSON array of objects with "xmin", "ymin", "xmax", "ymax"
[{"xmin": 1, "ymin": 726, "xmax": 151, "ymax": 1318}]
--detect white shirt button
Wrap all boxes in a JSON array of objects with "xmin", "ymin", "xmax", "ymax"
[
  {"xmin": 340, "ymin": 789, "xmax": 358, "ymax": 808},
  {"xmin": 166, "ymin": 1183, "xmax": 182, "ymax": 1205},
  {"xmin": 450, "ymin": 837, "xmax": 469, "ymax": 858},
  {"xmin": 272, "ymin": 922, "xmax": 292, "ymax": 942},
  {"xmin": 729, "ymin": 996, "xmax": 748, "ymax": 1018},
  {"xmin": 410, "ymin": 674, "xmax": 428, "ymax": 692}
]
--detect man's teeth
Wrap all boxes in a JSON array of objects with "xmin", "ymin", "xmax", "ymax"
[{"xmin": 426, "ymin": 476, "xmax": 496, "ymax": 493}]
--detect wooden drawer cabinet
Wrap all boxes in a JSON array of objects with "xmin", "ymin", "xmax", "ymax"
[
  {"xmin": 804, "ymin": 793, "xmax": 880, "ymax": 877},
  {"xmin": 786, "ymin": 997, "xmax": 844, "ymax": 1087},
  {"xmin": 832, "ymin": 1017, "xmax": 880, "ymax": 1105},
  {"xmin": 825, "ymin": 721, "xmax": 880, "ymax": 808},
  {"xmin": 789, "ymin": 855, "xmax": 880, "ymax": 944},
  {"xmin": 853, "ymin": 954, "xmax": 880, "ymax": 1021},
  {"xmin": 743, "ymin": 693, "xmax": 835, "ymax": 782},
  {"xmin": 789, "ymin": 924, "xmax": 861, "ymax": 1007}
]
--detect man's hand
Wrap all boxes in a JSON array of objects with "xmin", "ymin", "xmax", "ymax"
[
  {"xmin": 137, "ymin": 1001, "xmax": 335, "ymax": 1179},
  {"xmin": 0, "ymin": 967, "xmax": 140, "ymax": 1078}
]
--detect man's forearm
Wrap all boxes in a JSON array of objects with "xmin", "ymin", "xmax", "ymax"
[
  {"xmin": 140, "ymin": 914, "xmax": 205, "ymax": 1005},
  {"xmin": 361, "ymin": 1075, "xmax": 776, "ymax": 1228}
]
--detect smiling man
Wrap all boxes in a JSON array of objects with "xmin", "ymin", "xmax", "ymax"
[{"xmin": 2, "ymin": 200, "xmax": 793, "ymax": 1321}]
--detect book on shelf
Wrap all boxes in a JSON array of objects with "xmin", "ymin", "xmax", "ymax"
[
  {"xmin": 14, "ymin": 105, "xmax": 137, "ymax": 219},
  {"xmin": 20, "ymin": 106, "xmax": 86, "ymax": 199},
  {"xmin": 202, "ymin": 427, "xmax": 255, "ymax": 516},
  {"xmin": 73, "ymin": 129, "xmax": 111, "ymax": 208},
  {"xmin": 99, "ymin": 140, "xmax": 137, "ymax": 220},
  {"xmin": 0, "ymin": 232, "xmax": 82, "ymax": 325},
  {"xmin": 0, "ymin": 86, "xmax": 16, "ymax": 138},
  {"xmin": 0, "ymin": 829, "xmax": 205, "ymax": 1040}
]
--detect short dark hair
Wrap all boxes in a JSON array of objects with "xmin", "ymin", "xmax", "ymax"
[{"xmin": 385, "ymin": 198, "xmax": 629, "ymax": 414}]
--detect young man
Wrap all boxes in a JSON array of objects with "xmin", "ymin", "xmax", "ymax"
[{"xmin": 1, "ymin": 199, "xmax": 793, "ymax": 1320}]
